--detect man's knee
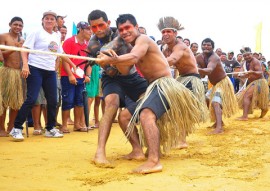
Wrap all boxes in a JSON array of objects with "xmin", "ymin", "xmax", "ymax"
[
  {"xmin": 105, "ymin": 94, "xmax": 120, "ymax": 108},
  {"xmin": 139, "ymin": 108, "xmax": 156, "ymax": 122},
  {"xmin": 211, "ymin": 101, "xmax": 221, "ymax": 108}
]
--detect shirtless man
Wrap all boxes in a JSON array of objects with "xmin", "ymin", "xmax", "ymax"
[
  {"xmin": 237, "ymin": 47, "xmax": 268, "ymax": 120},
  {"xmin": 0, "ymin": 17, "xmax": 24, "ymax": 136},
  {"xmin": 96, "ymin": 13, "xmax": 201, "ymax": 174},
  {"xmin": 159, "ymin": 16, "xmax": 208, "ymax": 147},
  {"xmin": 196, "ymin": 38, "xmax": 238, "ymax": 134},
  {"xmin": 88, "ymin": 10, "xmax": 148, "ymax": 167}
]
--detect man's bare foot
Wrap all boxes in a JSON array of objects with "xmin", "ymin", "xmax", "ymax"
[
  {"xmin": 260, "ymin": 109, "xmax": 268, "ymax": 118},
  {"xmin": 237, "ymin": 117, "xmax": 248, "ymax": 121},
  {"xmin": 208, "ymin": 128, "xmax": 223, "ymax": 135},
  {"xmin": 176, "ymin": 142, "xmax": 188, "ymax": 149},
  {"xmin": 122, "ymin": 151, "xmax": 146, "ymax": 160},
  {"xmin": 93, "ymin": 156, "xmax": 115, "ymax": 168},
  {"xmin": 130, "ymin": 162, "xmax": 163, "ymax": 174},
  {"xmin": 0, "ymin": 130, "xmax": 8, "ymax": 137}
]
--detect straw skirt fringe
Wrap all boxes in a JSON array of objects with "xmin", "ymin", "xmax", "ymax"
[
  {"xmin": 237, "ymin": 78, "xmax": 269, "ymax": 113},
  {"xmin": 209, "ymin": 76, "xmax": 238, "ymax": 121},
  {"xmin": 126, "ymin": 77, "xmax": 202, "ymax": 153},
  {"xmin": 0, "ymin": 83, "xmax": 2, "ymax": 115},
  {"xmin": 0, "ymin": 67, "xmax": 23, "ymax": 110},
  {"xmin": 177, "ymin": 75, "xmax": 209, "ymax": 122}
]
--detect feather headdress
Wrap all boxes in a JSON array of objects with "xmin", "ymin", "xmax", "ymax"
[
  {"xmin": 157, "ymin": 16, "xmax": 184, "ymax": 32},
  {"xmin": 240, "ymin": 46, "xmax": 252, "ymax": 54}
]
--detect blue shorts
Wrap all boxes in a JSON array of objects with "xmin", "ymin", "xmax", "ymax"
[{"xmin": 61, "ymin": 76, "xmax": 85, "ymax": 110}]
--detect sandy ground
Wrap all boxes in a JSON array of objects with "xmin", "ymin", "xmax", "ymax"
[{"xmin": 1, "ymin": 109, "xmax": 270, "ymax": 191}]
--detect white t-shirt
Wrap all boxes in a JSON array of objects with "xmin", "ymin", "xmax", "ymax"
[{"xmin": 23, "ymin": 28, "xmax": 63, "ymax": 71}]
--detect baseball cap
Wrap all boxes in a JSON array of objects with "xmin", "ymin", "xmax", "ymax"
[
  {"xmin": 76, "ymin": 21, "xmax": 89, "ymax": 30},
  {"xmin": 43, "ymin": 10, "xmax": 57, "ymax": 18},
  {"xmin": 57, "ymin": 15, "xmax": 67, "ymax": 19}
]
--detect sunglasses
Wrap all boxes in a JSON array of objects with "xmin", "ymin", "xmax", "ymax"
[{"xmin": 90, "ymin": 22, "xmax": 107, "ymax": 32}]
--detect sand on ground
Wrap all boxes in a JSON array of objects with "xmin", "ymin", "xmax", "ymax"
[{"xmin": 1, "ymin": 110, "xmax": 270, "ymax": 191}]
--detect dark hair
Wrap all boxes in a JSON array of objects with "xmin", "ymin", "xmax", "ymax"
[
  {"xmin": 116, "ymin": 14, "xmax": 137, "ymax": 28},
  {"xmin": 176, "ymin": 36, "xmax": 183, "ymax": 40},
  {"xmin": 201, "ymin": 38, "xmax": 215, "ymax": 49},
  {"xmin": 88, "ymin": 10, "xmax": 108, "ymax": 23},
  {"xmin": 10, "ymin": 16, "xmax": 23, "ymax": 24},
  {"xmin": 190, "ymin": 42, "xmax": 198, "ymax": 48},
  {"xmin": 183, "ymin": 38, "xmax": 190, "ymax": 43},
  {"xmin": 138, "ymin": 26, "xmax": 146, "ymax": 33},
  {"xmin": 237, "ymin": 53, "xmax": 242, "ymax": 57},
  {"xmin": 221, "ymin": 52, "xmax": 227, "ymax": 56}
]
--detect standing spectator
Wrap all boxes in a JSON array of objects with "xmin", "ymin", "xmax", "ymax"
[
  {"xmin": 0, "ymin": 16, "xmax": 24, "ymax": 137},
  {"xmin": 190, "ymin": 42, "xmax": 199, "ymax": 56},
  {"xmin": 223, "ymin": 51, "xmax": 241, "ymax": 92},
  {"xmin": 60, "ymin": 21, "xmax": 91, "ymax": 133},
  {"xmin": 59, "ymin": 25, "xmax": 67, "ymax": 42},
  {"xmin": 56, "ymin": 14, "xmax": 66, "ymax": 31},
  {"xmin": 235, "ymin": 53, "xmax": 244, "ymax": 92},
  {"xmin": 183, "ymin": 38, "xmax": 190, "ymax": 47},
  {"xmin": 138, "ymin": 26, "xmax": 147, "ymax": 34},
  {"xmin": 9, "ymin": 11, "xmax": 76, "ymax": 141},
  {"xmin": 176, "ymin": 36, "xmax": 183, "ymax": 41},
  {"xmin": 215, "ymin": 48, "xmax": 223, "ymax": 57}
]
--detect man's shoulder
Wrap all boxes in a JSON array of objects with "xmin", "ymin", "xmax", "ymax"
[{"xmin": 0, "ymin": 32, "xmax": 9, "ymax": 38}]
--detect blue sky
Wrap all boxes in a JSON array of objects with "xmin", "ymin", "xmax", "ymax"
[{"xmin": 1, "ymin": 0, "xmax": 270, "ymax": 59}]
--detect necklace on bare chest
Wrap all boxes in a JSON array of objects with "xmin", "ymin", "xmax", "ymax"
[{"xmin": 10, "ymin": 34, "xmax": 19, "ymax": 44}]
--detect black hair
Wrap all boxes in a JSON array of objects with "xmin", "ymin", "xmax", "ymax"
[
  {"xmin": 183, "ymin": 38, "xmax": 190, "ymax": 43},
  {"xmin": 201, "ymin": 38, "xmax": 215, "ymax": 49},
  {"xmin": 116, "ymin": 14, "xmax": 137, "ymax": 28},
  {"xmin": 10, "ymin": 16, "xmax": 23, "ymax": 24},
  {"xmin": 88, "ymin": 10, "xmax": 108, "ymax": 22},
  {"xmin": 138, "ymin": 26, "xmax": 146, "ymax": 33},
  {"xmin": 221, "ymin": 52, "xmax": 227, "ymax": 56},
  {"xmin": 190, "ymin": 42, "xmax": 198, "ymax": 48}
]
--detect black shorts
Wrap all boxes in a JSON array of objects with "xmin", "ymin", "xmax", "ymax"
[
  {"xmin": 102, "ymin": 72, "xmax": 148, "ymax": 107},
  {"xmin": 140, "ymin": 86, "xmax": 170, "ymax": 119},
  {"xmin": 181, "ymin": 73, "xmax": 201, "ymax": 91}
]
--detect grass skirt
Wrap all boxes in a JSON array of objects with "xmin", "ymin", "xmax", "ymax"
[
  {"xmin": 0, "ymin": 67, "xmax": 23, "ymax": 110},
  {"xmin": 237, "ymin": 78, "xmax": 269, "ymax": 113},
  {"xmin": 209, "ymin": 77, "xmax": 238, "ymax": 121},
  {"xmin": 177, "ymin": 75, "xmax": 209, "ymax": 122},
  {"xmin": 126, "ymin": 77, "xmax": 202, "ymax": 153}
]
